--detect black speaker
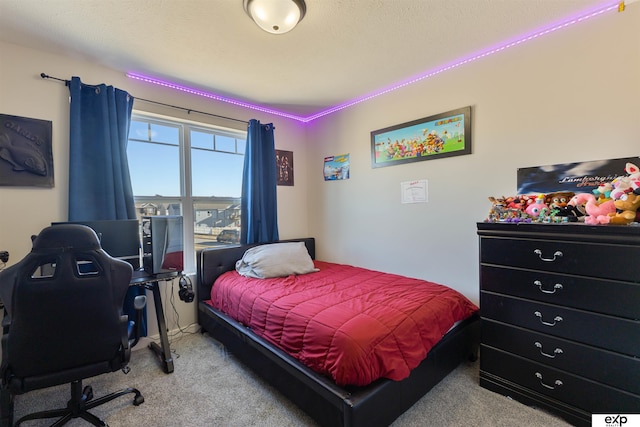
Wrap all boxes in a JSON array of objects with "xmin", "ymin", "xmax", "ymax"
[{"xmin": 178, "ymin": 275, "xmax": 194, "ymax": 303}]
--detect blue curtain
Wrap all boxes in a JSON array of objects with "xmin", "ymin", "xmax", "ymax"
[
  {"xmin": 68, "ymin": 76, "xmax": 136, "ymax": 221},
  {"xmin": 68, "ymin": 76, "xmax": 145, "ymax": 334},
  {"xmin": 241, "ymin": 119, "xmax": 279, "ymax": 244}
]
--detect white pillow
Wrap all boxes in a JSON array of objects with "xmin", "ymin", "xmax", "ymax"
[{"xmin": 235, "ymin": 242, "xmax": 319, "ymax": 279}]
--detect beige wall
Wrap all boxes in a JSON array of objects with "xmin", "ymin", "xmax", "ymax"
[
  {"xmin": 0, "ymin": 41, "xmax": 311, "ymax": 337},
  {"xmin": 1, "ymin": 5, "xmax": 639, "ymax": 335},
  {"xmin": 0, "ymin": 42, "xmax": 311, "ymax": 259},
  {"xmin": 305, "ymin": 5, "xmax": 639, "ymax": 303}
]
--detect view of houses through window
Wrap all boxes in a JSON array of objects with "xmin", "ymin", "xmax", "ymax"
[{"xmin": 127, "ymin": 112, "xmax": 245, "ymax": 272}]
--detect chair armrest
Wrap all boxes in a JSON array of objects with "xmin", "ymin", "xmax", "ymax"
[{"xmin": 121, "ymin": 315, "xmax": 130, "ymax": 351}]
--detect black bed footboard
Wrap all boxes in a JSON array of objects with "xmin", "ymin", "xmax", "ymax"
[{"xmin": 199, "ymin": 302, "xmax": 479, "ymax": 427}]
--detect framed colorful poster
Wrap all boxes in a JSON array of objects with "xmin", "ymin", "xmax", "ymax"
[
  {"xmin": 371, "ymin": 106, "xmax": 471, "ymax": 168},
  {"xmin": 324, "ymin": 154, "xmax": 350, "ymax": 181}
]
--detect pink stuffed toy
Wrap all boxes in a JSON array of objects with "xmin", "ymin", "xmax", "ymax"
[
  {"xmin": 571, "ymin": 193, "xmax": 615, "ymax": 225},
  {"xmin": 525, "ymin": 195, "xmax": 548, "ymax": 218},
  {"xmin": 611, "ymin": 162, "xmax": 640, "ymax": 200}
]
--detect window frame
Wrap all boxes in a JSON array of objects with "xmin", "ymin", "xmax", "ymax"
[{"xmin": 128, "ymin": 111, "xmax": 246, "ymax": 273}]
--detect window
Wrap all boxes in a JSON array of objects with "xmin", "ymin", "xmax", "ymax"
[{"xmin": 127, "ymin": 113, "xmax": 246, "ymax": 272}]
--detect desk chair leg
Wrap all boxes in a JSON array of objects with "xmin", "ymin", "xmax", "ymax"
[
  {"xmin": 14, "ymin": 380, "xmax": 144, "ymax": 427},
  {"xmin": 148, "ymin": 283, "xmax": 174, "ymax": 373},
  {"xmin": 84, "ymin": 386, "xmax": 144, "ymax": 410}
]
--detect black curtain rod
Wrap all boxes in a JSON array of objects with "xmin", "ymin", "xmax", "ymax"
[
  {"xmin": 40, "ymin": 73, "xmax": 248, "ymax": 125},
  {"xmin": 40, "ymin": 73, "xmax": 69, "ymax": 86},
  {"xmin": 133, "ymin": 98, "xmax": 248, "ymax": 124}
]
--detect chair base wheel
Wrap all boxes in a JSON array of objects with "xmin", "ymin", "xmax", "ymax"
[{"xmin": 134, "ymin": 395, "xmax": 145, "ymax": 406}]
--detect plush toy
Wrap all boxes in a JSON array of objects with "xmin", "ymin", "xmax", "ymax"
[
  {"xmin": 486, "ymin": 196, "xmax": 532, "ymax": 223},
  {"xmin": 607, "ymin": 192, "xmax": 640, "ymax": 225},
  {"xmin": 571, "ymin": 193, "xmax": 615, "ymax": 225},
  {"xmin": 503, "ymin": 195, "xmax": 534, "ymax": 212},
  {"xmin": 610, "ymin": 162, "xmax": 640, "ymax": 200},
  {"xmin": 545, "ymin": 191, "xmax": 575, "ymax": 209},
  {"xmin": 593, "ymin": 183, "xmax": 612, "ymax": 202},
  {"xmin": 525, "ymin": 195, "xmax": 548, "ymax": 218},
  {"xmin": 486, "ymin": 196, "xmax": 508, "ymax": 222}
]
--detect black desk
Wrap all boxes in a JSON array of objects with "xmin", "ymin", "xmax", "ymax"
[{"xmin": 130, "ymin": 269, "xmax": 179, "ymax": 374}]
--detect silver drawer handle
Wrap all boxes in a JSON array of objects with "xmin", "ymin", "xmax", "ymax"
[
  {"xmin": 534, "ymin": 311, "xmax": 563, "ymax": 326},
  {"xmin": 533, "ymin": 280, "xmax": 563, "ymax": 294},
  {"xmin": 535, "ymin": 372, "xmax": 563, "ymax": 390},
  {"xmin": 534, "ymin": 249, "xmax": 563, "ymax": 262},
  {"xmin": 534, "ymin": 342, "xmax": 564, "ymax": 358}
]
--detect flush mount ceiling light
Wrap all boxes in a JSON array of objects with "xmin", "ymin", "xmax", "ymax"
[{"xmin": 243, "ymin": 0, "xmax": 306, "ymax": 34}]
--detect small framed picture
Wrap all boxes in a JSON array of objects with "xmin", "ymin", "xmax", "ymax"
[
  {"xmin": 323, "ymin": 154, "xmax": 350, "ymax": 181},
  {"xmin": 276, "ymin": 149, "xmax": 294, "ymax": 186}
]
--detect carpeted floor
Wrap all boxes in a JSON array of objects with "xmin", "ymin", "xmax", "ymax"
[{"xmin": 10, "ymin": 330, "xmax": 571, "ymax": 426}]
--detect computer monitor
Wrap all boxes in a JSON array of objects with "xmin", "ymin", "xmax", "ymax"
[
  {"xmin": 141, "ymin": 216, "xmax": 184, "ymax": 274},
  {"xmin": 51, "ymin": 219, "xmax": 141, "ymax": 268}
]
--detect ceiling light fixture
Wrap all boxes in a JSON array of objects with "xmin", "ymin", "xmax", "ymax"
[{"xmin": 243, "ymin": 0, "xmax": 306, "ymax": 34}]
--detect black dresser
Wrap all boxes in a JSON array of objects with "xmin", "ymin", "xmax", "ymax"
[{"xmin": 477, "ymin": 222, "xmax": 640, "ymax": 426}]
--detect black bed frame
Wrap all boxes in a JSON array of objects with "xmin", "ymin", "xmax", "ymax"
[{"xmin": 197, "ymin": 238, "xmax": 480, "ymax": 427}]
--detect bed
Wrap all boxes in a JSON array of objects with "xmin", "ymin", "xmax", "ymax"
[{"xmin": 197, "ymin": 238, "xmax": 480, "ymax": 427}]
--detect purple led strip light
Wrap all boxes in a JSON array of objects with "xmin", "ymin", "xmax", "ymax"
[
  {"xmin": 126, "ymin": 73, "xmax": 306, "ymax": 121},
  {"xmin": 127, "ymin": 1, "xmax": 621, "ymax": 123}
]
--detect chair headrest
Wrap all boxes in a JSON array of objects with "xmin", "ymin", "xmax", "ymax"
[{"xmin": 31, "ymin": 224, "xmax": 101, "ymax": 252}]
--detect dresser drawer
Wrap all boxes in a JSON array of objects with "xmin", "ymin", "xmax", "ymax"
[
  {"xmin": 482, "ymin": 319, "xmax": 640, "ymax": 394},
  {"xmin": 480, "ymin": 346, "xmax": 640, "ymax": 413},
  {"xmin": 480, "ymin": 265, "xmax": 640, "ymax": 319},
  {"xmin": 481, "ymin": 292, "xmax": 640, "ymax": 356},
  {"xmin": 480, "ymin": 236, "xmax": 640, "ymax": 282}
]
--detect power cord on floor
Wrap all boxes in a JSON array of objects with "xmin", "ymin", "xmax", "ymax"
[{"xmin": 161, "ymin": 275, "xmax": 198, "ymax": 359}]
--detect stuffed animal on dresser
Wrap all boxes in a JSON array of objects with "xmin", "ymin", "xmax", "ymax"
[
  {"xmin": 607, "ymin": 192, "xmax": 640, "ymax": 225},
  {"xmin": 611, "ymin": 162, "xmax": 640, "ymax": 200},
  {"xmin": 570, "ymin": 193, "xmax": 615, "ymax": 225}
]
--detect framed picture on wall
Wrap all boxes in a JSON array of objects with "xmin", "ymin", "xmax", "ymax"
[
  {"xmin": 276, "ymin": 149, "xmax": 294, "ymax": 186},
  {"xmin": 370, "ymin": 106, "xmax": 472, "ymax": 168},
  {"xmin": 0, "ymin": 113, "xmax": 54, "ymax": 187},
  {"xmin": 323, "ymin": 154, "xmax": 350, "ymax": 181}
]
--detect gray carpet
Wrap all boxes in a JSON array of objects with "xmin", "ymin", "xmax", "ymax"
[{"xmin": 11, "ymin": 331, "xmax": 571, "ymax": 426}]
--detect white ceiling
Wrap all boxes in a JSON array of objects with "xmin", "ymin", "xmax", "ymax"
[{"xmin": 0, "ymin": 0, "xmax": 612, "ymax": 118}]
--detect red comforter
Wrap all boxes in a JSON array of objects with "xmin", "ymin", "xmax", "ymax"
[{"xmin": 207, "ymin": 261, "xmax": 478, "ymax": 386}]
